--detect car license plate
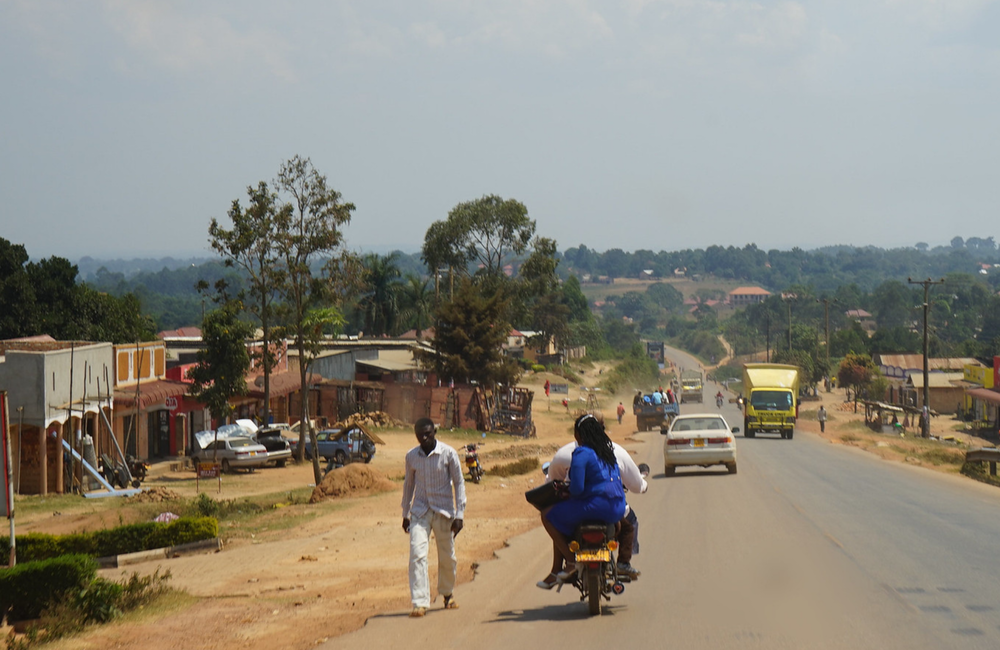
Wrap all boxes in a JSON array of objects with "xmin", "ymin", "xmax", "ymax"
[
  {"xmin": 575, "ymin": 549, "xmax": 610, "ymax": 563},
  {"xmin": 694, "ymin": 438, "xmax": 705, "ymax": 448}
]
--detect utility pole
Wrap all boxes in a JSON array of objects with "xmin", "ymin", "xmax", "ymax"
[
  {"xmin": 765, "ymin": 312, "xmax": 771, "ymax": 363},
  {"xmin": 818, "ymin": 298, "xmax": 833, "ymax": 392},
  {"xmin": 908, "ymin": 277, "xmax": 945, "ymax": 438}
]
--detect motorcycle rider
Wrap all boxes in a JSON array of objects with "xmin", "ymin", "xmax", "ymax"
[
  {"xmin": 716, "ymin": 390, "xmax": 724, "ymax": 408},
  {"xmin": 537, "ymin": 416, "xmax": 648, "ymax": 588}
]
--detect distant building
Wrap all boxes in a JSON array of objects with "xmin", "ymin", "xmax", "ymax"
[{"xmin": 728, "ymin": 286, "xmax": 771, "ymax": 307}]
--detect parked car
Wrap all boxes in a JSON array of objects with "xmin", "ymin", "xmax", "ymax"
[
  {"xmin": 230, "ymin": 421, "xmax": 292, "ymax": 467},
  {"xmin": 292, "ymin": 426, "xmax": 376, "ymax": 465},
  {"xmin": 662, "ymin": 413, "xmax": 739, "ymax": 476},
  {"xmin": 254, "ymin": 426, "xmax": 294, "ymax": 467},
  {"xmin": 190, "ymin": 435, "xmax": 269, "ymax": 473}
]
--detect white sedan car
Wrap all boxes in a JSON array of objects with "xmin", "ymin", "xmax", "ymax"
[{"xmin": 662, "ymin": 413, "xmax": 739, "ymax": 476}]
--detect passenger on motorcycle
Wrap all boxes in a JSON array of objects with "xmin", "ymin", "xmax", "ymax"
[{"xmin": 538, "ymin": 414, "xmax": 641, "ymax": 588}]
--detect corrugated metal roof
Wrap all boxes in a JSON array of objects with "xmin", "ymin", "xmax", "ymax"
[
  {"xmin": 906, "ymin": 372, "xmax": 965, "ymax": 388},
  {"xmin": 879, "ymin": 355, "xmax": 984, "ymax": 371}
]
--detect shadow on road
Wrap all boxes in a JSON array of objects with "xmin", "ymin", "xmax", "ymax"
[{"xmin": 489, "ymin": 602, "xmax": 624, "ymax": 623}]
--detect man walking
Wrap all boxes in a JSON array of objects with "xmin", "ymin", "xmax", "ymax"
[
  {"xmin": 617, "ymin": 402, "xmax": 626, "ymax": 424},
  {"xmin": 402, "ymin": 418, "xmax": 466, "ymax": 617},
  {"xmin": 818, "ymin": 405, "xmax": 828, "ymax": 433}
]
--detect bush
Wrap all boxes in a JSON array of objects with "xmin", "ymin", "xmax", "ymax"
[
  {"xmin": 531, "ymin": 364, "xmax": 546, "ymax": 373},
  {"xmin": 0, "ymin": 517, "xmax": 218, "ymax": 563},
  {"xmin": 0, "ymin": 554, "xmax": 97, "ymax": 621}
]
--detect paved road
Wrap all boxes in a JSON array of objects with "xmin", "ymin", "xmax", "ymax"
[{"xmin": 329, "ymin": 355, "xmax": 1000, "ymax": 650}]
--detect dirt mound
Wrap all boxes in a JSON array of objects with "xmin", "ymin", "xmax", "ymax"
[
  {"xmin": 481, "ymin": 443, "xmax": 560, "ymax": 463},
  {"xmin": 309, "ymin": 464, "xmax": 397, "ymax": 503},
  {"xmin": 331, "ymin": 411, "xmax": 405, "ymax": 430},
  {"xmin": 126, "ymin": 487, "xmax": 182, "ymax": 502}
]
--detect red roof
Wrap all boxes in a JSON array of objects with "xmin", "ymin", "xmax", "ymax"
[
  {"xmin": 158, "ymin": 327, "xmax": 202, "ymax": 339},
  {"xmin": 247, "ymin": 371, "xmax": 320, "ymax": 398}
]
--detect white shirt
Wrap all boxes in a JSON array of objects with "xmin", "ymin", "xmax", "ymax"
[
  {"xmin": 547, "ymin": 442, "xmax": 648, "ymax": 495},
  {"xmin": 401, "ymin": 441, "xmax": 467, "ymax": 520}
]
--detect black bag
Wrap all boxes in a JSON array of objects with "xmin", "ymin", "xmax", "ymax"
[{"xmin": 525, "ymin": 481, "xmax": 567, "ymax": 511}]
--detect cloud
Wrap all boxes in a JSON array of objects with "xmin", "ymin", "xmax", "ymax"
[{"xmin": 101, "ymin": 0, "xmax": 296, "ymax": 82}]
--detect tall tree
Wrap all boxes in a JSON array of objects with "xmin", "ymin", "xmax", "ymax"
[
  {"xmin": 209, "ymin": 181, "xmax": 289, "ymax": 427},
  {"xmin": 398, "ymin": 274, "xmax": 434, "ymax": 335},
  {"xmin": 358, "ymin": 253, "xmax": 402, "ymax": 336},
  {"xmin": 187, "ymin": 300, "xmax": 254, "ymax": 429},
  {"xmin": 274, "ymin": 155, "xmax": 355, "ymax": 463},
  {"xmin": 422, "ymin": 195, "xmax": 535, "ymax": 279}
]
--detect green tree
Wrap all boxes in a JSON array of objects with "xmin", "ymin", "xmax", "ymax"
[
  {"xmin": 209, "ymin": 181, "xmax": 289, "ymax": 427},
  {"xmin": 187, "ymin": 300, "xmax": 254, "ymax": 429},
  {"xmin": 422, "ymin": 195, "xmax": 535, "ymax": 279},
  {"xmin": 419, "ymin": 278, "xmax": 521, "ymax": 386},
  {"xmin": 0, "ymin": 238, "xmax": 37, "ymax": 338},
  {"xmin": 837, "ymin": 352, "xmax": 880, "ymax": 404},
  {"xmin": 561, "ymin": 275, "xmax": 590, "ymax": 322},
  {"xmin": 274, "ymin": 155, "xmax": 356, "ymax": 463},
  {"xmin": 646, "ymin": 282, "xmax": 684, "ymax": 313},
  {"xmin": 358, "ymin": 253, "xmax": 403, "ymax": 336},
  {"xmin": 398, "ymin": 275, "xmax": 434, "ymax": 335}
]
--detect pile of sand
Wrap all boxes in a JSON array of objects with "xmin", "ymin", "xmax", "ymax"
[{"xmin": 309, "ymin": 464, "xmax": 397, "ymax": 503}]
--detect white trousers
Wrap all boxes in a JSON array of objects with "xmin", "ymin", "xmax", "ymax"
[{"xmin": 408, "ymin": 510, "xmax": 457, "ymax": 608}]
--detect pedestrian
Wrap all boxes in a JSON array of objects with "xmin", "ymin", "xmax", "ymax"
[
  {"xmin": 633, "ymin": 390, "xmax": 642, "ymax": 407},
  {"xmin": 617, "ymin": 402, "xmax": 626, "ymax": 424},
  {"xmin": 817, "ymin": 405, "xmax": 827, "ymax": 433},
  {"xmin": 401, "ymin": 418, "xmax": 466, "ymax": 618}
]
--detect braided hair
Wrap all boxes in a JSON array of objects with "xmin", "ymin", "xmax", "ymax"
[{"xmin": 574, "ymin": 414, "xmax": 616, "ymax": 467}]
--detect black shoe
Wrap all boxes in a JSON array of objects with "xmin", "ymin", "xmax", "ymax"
[{"xmin": 617, "ymin": 562, "xmax": 640, "ymax": 579}]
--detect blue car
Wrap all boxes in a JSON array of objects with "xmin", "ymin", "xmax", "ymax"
[{"xmin": 292, "ymin": 426, "xmax": 376, "ymax": 465}]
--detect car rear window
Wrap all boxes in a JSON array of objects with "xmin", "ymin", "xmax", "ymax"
[
  {"xmin": 673, "ymin": 418, "xmax": 726, "ymax": 432},
  {"xmin": 229, "ymin": 437, "xmax": 254, "ymax": 448}
]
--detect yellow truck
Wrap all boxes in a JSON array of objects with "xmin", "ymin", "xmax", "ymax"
[
  {"xmin": 680, "ymin": 369, "xmax": 704, "ymax": 403},
  {"xmin": 741, "ymin": 363, "xmax": 799, "ymax": 439}
]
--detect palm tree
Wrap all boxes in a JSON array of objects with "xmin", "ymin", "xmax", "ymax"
[
  {"xmin": 398, "ymin": 274, "xmax": 434, "ymax": 336},
  {"xmin": 358, "ymin": 253, "xmax": 402, "ymax": 336}
]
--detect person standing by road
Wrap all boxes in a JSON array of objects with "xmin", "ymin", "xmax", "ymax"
[
  {"xmin": 401, "ymin": 418, "xmax": 466, "ymax": 618},
  {"xmin": 617, "ymin": 402, "xmax": 626, "ymax": 424},
  {"xmin": 818, "ymin": 405, "xmax": 828, "ymax": 433}
]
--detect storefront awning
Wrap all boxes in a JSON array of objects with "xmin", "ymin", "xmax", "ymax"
[
  {"xmin": 114, "ymin": 380, "xmax": 191, "ymax": 410},
  {"xmin": 967, "ymin": 388, "xmax": 1000, "ymax": 405}
]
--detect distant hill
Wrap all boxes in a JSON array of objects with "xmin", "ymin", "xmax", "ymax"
[{"xmin": 74, "ymin": 255, "xmax": 218, "ymax": 281}]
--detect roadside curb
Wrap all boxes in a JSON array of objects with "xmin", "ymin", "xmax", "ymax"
[{"xmin": 97, "ymin": 537, "xmax": 223, "ymax": 568}]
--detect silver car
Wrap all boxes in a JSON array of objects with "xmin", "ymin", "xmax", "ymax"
[{"xmin": 191, "ymin": 435, "xmax": 269, "ymax": 473}]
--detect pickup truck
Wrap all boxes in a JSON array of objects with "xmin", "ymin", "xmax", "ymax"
[{"xmin": 633, "ymin": 400, "xmax": 680, "ymax": 432}]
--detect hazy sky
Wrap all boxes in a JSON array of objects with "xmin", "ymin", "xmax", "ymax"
[{"xmin": 2, "ymin": 1, "xmax": 999, "ymax": 260}]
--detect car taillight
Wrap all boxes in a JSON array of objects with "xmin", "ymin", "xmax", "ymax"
[
  {"xmin": 667, "ymin": 438, "xmax": 690, "ymax": 446},
  {"xmin": 581, "ymin": 532, "xmax": 606, "ymax": 544},
  {"xmin": 707, "ymin": 437, "xmax": 732, "ymax": 444}
]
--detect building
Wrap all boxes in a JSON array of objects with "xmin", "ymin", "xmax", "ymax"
[{"xmin": 728, "ymin": 287, "xmax": 771, "ymax": 307}]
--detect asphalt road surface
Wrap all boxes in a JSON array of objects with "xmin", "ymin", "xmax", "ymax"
[{"xmin": 329, "ymin": 356, "xmax": 1000, "ymax": 650}]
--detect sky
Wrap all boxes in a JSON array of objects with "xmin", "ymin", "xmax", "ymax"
[{"xmin": 2, "ymin": 0, "xmax": 999, "ymax": 260}]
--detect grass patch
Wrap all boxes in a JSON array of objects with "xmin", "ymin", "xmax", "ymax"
[
  {"xmin": 961, "ymin": 461, "xmax": 1000, "ymax": 487},
  {"xmin": 840, "ymin": 433, "xmax": 860, "ymax": 443},
  {"xmin": 487, "ymin": 457, "xmax": 540, "ymax": 478}
]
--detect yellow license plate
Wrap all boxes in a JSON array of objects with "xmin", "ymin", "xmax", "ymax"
[
  {"xmin": 575, "ymin": 549, "xmax": 610, "ymax": 563},
  {"xmin": 694, "ymin": 438, "xmax": 705, "ymax": 447}
]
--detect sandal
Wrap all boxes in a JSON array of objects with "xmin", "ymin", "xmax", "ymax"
[
  {"xmin": 536, "ymin": 573, "xmax": 559, "ymax": 590},
  {"xmin": 556, "ymin": 564, "xmax": 577, "ymax": 582},
  {"xmin": 443, "ymin": 594, "xmax": 459, "ymax": 609}
]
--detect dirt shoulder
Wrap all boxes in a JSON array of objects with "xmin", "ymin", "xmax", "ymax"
[{"xmin": 12, "ymin": 371, "xmax": 643, "ymax": 650}]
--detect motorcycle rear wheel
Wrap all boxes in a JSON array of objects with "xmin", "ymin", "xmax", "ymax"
[{"xmin": 586, "ymin": 570, "xmax": 601, "ymax": 616}]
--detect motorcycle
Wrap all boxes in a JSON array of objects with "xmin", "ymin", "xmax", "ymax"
[
  {"xmin": 465, "ymin": 443, "xmax": 484, "ymax": 484},
  {"xmin": 716, "ymin": 394, "xmax": 724, "ymax": 409},
  {"xmin": 565, "ymin": 521, "xmax": 624, "ymax": 616},
  {"xmin": 127, "ymin": 455, "xmax": 150, "ymax": 484}
]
